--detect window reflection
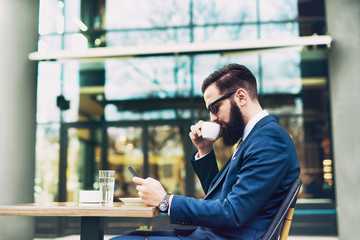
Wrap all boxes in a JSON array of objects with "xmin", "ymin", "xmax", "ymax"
[
  {"xmin": 148, "ymin": 125, "xmax": 185, "ymax": 195},
  {"xmin": 62, "ymin": 62, "xmax": 82, "ymax": 122},
  {"xmin": 259, "ymin": 0, "xmax": 298, "ymax": 21},
  {"xmin": 37, "ymin": 62, "xmax": 61, "ymax": 123},
  {"xmin": 193, "ymin": 25, "xmax": 258, "ymax": 42},
  {"xmin": 260, "ymin": 23, "xmax": 299, "ymax": 38},
  {"xmin": 34, "ymin": 124, "xmax": 60, "ymax": 203},
  {"xmin": 38, "ymin": 35, "xmax": 63, "ymax": 52},
  {"xmin": 104, "ymin": 108, "xmax": 193, "ymax": 121},
  {"xmin": 261, "ymin": 51, "xmax": 302, "ymax": 94},
  {"xmin": 39, "ymin": 0, "xmax": 65, "ymax": 35},
  {"xmin": 66, "ymin": 128, "xmax": 102, "ymax": 202},
  {"xmin": 105, "ymin": 57, "xmax": 191, "ymax": 100},
  {"xmin": 193, "ymin": 0, "xmax": 257, "ymax": 24},
  {"xmin": 63, "ymin": 0, "xmax": 81, "ymax": 32},
  {"xmin": 106, "ymin": 0, "xmax": 190, "ymax": 29},
  {"xmin": 108, "ymin": 127, "xmax": 143, "ymax": 198},
  {"xmin": 106, "ymin": 29, "xmax": 191, "ymax": 47}
]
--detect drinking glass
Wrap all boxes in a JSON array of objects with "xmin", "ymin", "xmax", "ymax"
[{"xmin": 99, "ymin": 170, "xmax": 115, "ymax": 206}]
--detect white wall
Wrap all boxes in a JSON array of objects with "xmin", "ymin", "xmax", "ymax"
[
  {"xmin": 326, "ymin": 0, "xmax": 360, "ymax": 239},
  {"xmin": 0, "ymin": 0, "xmax": 38, "ymax": 239}
]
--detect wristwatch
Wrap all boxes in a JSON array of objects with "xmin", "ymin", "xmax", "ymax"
[{"xmin": 158, "ymin": 193, "xmax": 171, "ymax": 212}]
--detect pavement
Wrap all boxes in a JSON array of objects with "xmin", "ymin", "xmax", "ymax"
[{"xmin": 34, "ymin": 235, "xmax": 339, "ymax": 240}]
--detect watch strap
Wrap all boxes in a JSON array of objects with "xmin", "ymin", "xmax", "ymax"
[{"xmin": 158, "ymin": 193, "xmax": 171, "ymax": 212}]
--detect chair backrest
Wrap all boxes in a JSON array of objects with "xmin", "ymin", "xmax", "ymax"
[{"xmin": 262, "ymin": 177, "xmax": 302, "ymax": 240}]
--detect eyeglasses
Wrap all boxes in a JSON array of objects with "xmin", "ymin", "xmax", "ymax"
[{"xmin": 208, "ymin": 90, "xmax": 237, "ymax": 115}]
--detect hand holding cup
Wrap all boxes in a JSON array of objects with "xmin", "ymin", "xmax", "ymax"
[{"xmin": 189, "ymin": 121, "xmax": 221, "ymax": 157}]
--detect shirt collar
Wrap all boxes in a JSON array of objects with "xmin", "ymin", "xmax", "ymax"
[{"xmin": 242, "ymin": 110, "xmax": 269, "ymax": 140}]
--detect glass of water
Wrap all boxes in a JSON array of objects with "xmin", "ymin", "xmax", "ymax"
[{"xmin": 99, "ymin": 170, "xmax": 115, "ymax": 206}]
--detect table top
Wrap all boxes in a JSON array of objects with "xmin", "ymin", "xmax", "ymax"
[{"xmin": 0, "ymin": 202, "xmax": 159, "ymax": 218}]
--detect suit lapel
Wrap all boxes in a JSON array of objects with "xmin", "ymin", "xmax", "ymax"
[
  {"xmin": 204, "ymin": 158, "xmax": 232, "ymax": 199},
  {"xmin": 204, "ymin": 140, "xmax": 243, "ymax": 199}
]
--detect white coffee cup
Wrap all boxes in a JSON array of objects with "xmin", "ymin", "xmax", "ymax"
[{"xmin": 201, "ymin": 122, "xmax": 221, "ymax": 141}]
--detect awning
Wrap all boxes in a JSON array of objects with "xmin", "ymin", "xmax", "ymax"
[{"xmin": 29, "ymin": 35, "xmax": 332, "ymax": 62}]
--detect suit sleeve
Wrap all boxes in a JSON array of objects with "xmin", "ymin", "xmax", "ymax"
[
  {"xmin": 191, "ymin": 150, "xmax": 219, "ymax": 194},
  {"xmin": 170, "ymin": 124, "xmax": 297, "ymax": 228}
]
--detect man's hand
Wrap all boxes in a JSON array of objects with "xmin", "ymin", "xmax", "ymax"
[
  {"xmin": 189, "ymin": 120, "xmax": 216, "ymax": 157},
  {"xmin": 133, "ymin": 177, "xmax": 167, "ymax": 206}
]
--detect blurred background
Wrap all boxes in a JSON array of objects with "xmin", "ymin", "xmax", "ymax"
[{"xmin": 0, "ymin": 0, "xmax": 359, "ymax": 239}]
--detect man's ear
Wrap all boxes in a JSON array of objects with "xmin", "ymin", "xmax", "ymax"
[{"xmin": 235, "ymin": 88, "xmax": 247, "ymax": 106}]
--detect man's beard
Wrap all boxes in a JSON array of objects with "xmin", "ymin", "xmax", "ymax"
[{"xmin": 221, "ymin": 100, "xmax": 245, "ymax": 146}]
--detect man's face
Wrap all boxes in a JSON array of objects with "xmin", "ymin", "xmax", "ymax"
[{"xmin": 204, "ymin": 84, "xmax": 245, "ymax": 146}]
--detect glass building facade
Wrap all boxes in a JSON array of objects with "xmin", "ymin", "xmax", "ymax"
[{"xmin": 34, "ymin": 0, "xmax": 336, "ymax": 236}]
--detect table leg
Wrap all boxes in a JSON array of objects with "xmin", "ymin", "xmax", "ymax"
[{"xmin": 81, "ymin": 216, "xmax": 104, "ymax": 240}]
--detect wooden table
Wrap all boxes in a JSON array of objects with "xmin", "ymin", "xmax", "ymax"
[{"xmin": 0, "ymin": 202, "xmax": 159, "ymax": 240}]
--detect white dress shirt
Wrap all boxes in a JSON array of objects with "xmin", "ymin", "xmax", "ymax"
[{"xmin": 242, "ymin": 110, "xmax": 269, "ymax": 141}]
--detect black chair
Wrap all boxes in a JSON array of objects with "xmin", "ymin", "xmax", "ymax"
[{"xmin": 262, "ymin": 177, "xmax": 302, "ymax": 240}]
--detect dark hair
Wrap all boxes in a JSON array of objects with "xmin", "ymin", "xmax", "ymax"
[{"xmin": 201, "ymin": 64, "xmax": 258, "ymax": 100}]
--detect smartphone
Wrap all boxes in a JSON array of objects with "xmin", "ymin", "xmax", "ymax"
[{"xmin": 128, "ymin": 166, "xmax": 139, "ymax": 177}]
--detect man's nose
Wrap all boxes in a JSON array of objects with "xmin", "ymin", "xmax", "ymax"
[{"xmin": 210, "ymin": 113, "xmax": 218, "ymax": 122}]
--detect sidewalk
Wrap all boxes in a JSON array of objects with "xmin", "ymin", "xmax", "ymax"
[{"xmin": 34, "ymin": 235, "xmax": 339, "ymax": 240}]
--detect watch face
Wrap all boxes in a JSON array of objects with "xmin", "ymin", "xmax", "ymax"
[{"xmin": 159, "ymin": 202, "xmax": 168, "ymax": 212}]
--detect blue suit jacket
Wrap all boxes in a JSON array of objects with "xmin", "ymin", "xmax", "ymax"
[{"xmin": 170, "ymin": 115, "xmax": 300, "ymax": 240}]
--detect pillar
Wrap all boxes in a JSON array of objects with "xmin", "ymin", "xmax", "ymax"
[
  {"xmin": 326, "ymin": 0, "xmax": 360, "ymax": 239},
  {"xmin": 0, "ymin": 0, "xmax": 39, "ymax": 239}
]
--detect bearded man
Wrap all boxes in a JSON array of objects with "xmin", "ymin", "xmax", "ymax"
[{"xmin": 111, "ymin": 63, "xmax": 300, "ymax": 240}]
